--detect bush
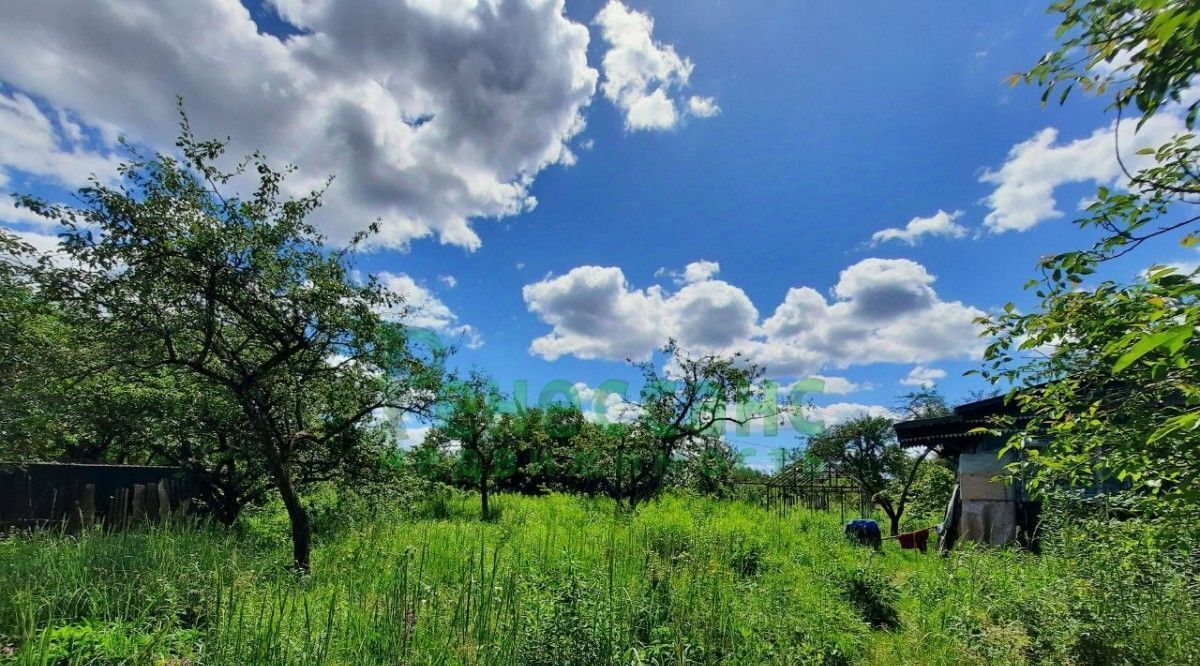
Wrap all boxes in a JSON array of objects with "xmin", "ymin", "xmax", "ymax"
[
  {"xmin": 902, "ymin": 516, "xmax": 1200, "ymax": 664},
  {"xmin": 728, "ymin": 535, "xmax": 767, "ymax": 577},
  {"xmin": 835, "ymin": 564, "xmax": 900, "ymax": 630},
  {"xmin": 901, "ymin": 461, "xmax": 956, "ymax": 528}
]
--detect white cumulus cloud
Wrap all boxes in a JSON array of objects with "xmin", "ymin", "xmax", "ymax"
[
  {"xmin": 573, "ymin": 382, "xmax": 640, "ymax": 423},
  {"xmin": 523, "ymin": 257, "xmax": 985, "ymax": 376},
  {"xmin": 377, "ymin": 272, "xmax": 481, "ymax": 349},
  {"xmin": 0, "ymin": 92, "xmax": 121, "ymax": 191},
  {"xmin": 0, "ymin": 196, "xmax": 59, "ymax": 229},
  {"xmin": 805, "ymin": 402, "xmax": 897, "ymax": 427},
  {"xmin": 0, "ymin": 0, "xmax": 599, "ymax": 251},
  {"xmin": 522, "ymin": 265, "xmax": 666, "ymax": 361},
  {"xmin": 871, "ymin": 209, "xmax": 967, "ymax": 245},
  {"xmin": 655, "ymin": 261, "xmax": 721, "ymax": 284},
  {"xmin": 687, "ymin": 95, "xmax": 721, "ymax": 118},
  {"xmin": 807, "ymin": 375, "xmax": 869, "ymax": 395},
  {"xmin": 680, "ymin": 259, "xmax": 720, "ymax": 284},
  {"xmin": 900, "ymin": 366, "xmax": 946, "ymax": 388},
  {"xmin": 981, "ymin": 113, "xmax": 1185, "ymax": 233},
  {"xmin": 594, "ymin": 1, "xmax": 717, "ymax": 131},
  {"xmin": 5, "ymin": 228, "xmax": 63, "ymax": 257}
]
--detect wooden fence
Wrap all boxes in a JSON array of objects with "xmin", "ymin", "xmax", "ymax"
[{"xmin": 0, "ymin": 462, "xmax": 195, "ymax": 530}]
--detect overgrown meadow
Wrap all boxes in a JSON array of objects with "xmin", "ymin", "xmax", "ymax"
[{"xmin": 2, "ymin": 493, "xmax": 1197, "ymax": 665}]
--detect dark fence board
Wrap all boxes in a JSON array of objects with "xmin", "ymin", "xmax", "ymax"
[{"xmin": 0, "ymin": 462, "xmax": 196, "ymax": 529}]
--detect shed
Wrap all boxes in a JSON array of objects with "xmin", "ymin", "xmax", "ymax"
[{"xmin": 893, "ymin": 395, "xmax": 1040, "ymax": 550}]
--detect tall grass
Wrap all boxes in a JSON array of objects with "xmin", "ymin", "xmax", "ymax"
[{"xmin": 1, "ymin": 493, "xmax": 1197, "ymax": 664}]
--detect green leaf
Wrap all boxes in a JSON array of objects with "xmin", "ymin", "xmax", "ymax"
[
  {"xmin": 1148, "ymin": 411, "xmax": 1200, "ymax": 444},
  {"xmin": 1112, "ymin": 325, "xmax": 1194, "ymax": 373}
]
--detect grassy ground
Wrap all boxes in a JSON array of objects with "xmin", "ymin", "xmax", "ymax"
[{"xmin": 1, "ymin": 493, "xmax": 1197, "ymax": 665}]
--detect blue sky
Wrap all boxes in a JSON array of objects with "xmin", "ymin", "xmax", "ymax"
[{"xmin": 0, "ymin": 1, "xmax": 1192, "ymax": 467}]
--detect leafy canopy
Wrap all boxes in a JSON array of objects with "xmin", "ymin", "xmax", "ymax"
[
  {"xmin": 15, "ymin": 107, "xmax": 444, "ymax": 568},
  {"xmin": 979, "ymin": 0, "xmax": 1200, "ymax": 518}
]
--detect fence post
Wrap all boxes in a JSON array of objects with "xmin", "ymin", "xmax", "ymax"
[
  {"xmin": 131, "ymin": 484, "xmax": 145, "ymax": 522},
  {"xmin": 145, "ymin": 482, "xmax": 160, "ymax": 521},
  {"xmin": 81, "ymin": 484, "xmax": 96, "ymax": 526},
  {"xmin": 108, "ymin": 489, "xmax": 124, "ymax": 528},
  {"xmin": 49, "ymin": 488, "xmax": 58, "ymax": 526},
  {"xmin": 157, "ymin": 480, "xmax": 171, "ymax": 522},
  {"xmin": 105, "ymin": 492, "xmax": 115, "ymax": 528},
  {"xmin": 120, "ymin": 488, "xmax": 130, "ymax": 527}
]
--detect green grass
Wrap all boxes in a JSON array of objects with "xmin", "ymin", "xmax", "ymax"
[{"xmin": 1, "ymin": 493, "xmax": 1197, "ymax": 664}]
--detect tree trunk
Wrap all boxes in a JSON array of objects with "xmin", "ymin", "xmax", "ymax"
[
  {"xmin": 277, "ymin": 472, "xmax": 311, "ymax": 571},
  {"xmin": 237, "ymin": 392, "xmax": 311, "ymax": 571},
  {"xmin": 875, "ymin": 495, "xmax": 902, "ymax": 536},
  {"xmin": 267, "ymin": 444, "xmax": 311, "ymax": 571},
  {"xmin": 884, "ymin": 446, "xmax": 934, "ymax": 538}
]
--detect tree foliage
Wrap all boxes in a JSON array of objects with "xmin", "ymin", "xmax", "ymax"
[
  {"xmin": 979, "ymin": 0, "xmax": 1200, "ymax": 519},
  {"xmin": 979, "ymin": 266, "xmax": 1200, "ymax": 514},
  {"xmin": 414, "ymin": 341, "xmax": 766, "ymax": 512},
  {"xmin": 897, "ymin": 388, "xmax": 951, "ymax": 420},
  {"xmin": 674, "ymin": 435, "xmax": 746, "ymax": 499},
  {"xmin": 620, "ymin": 340, "xmax": 765, "ymax": 509},
  {"xmin": 807, "ymin": 415, "xmax": 929, "ymax": 535},
  {"xmin": 806, "ymin": 392, "xmax": 948, "ymax": 535},
  {"xmin": 425, "ymin": 371, "xmax": 509, "ymax": 519},
  {"xmin": 15, "ymin": 110, "xmax": 444, "ymax": 568},
  {"xmin": 1021, "ymin": 0, "xmax": 1200, "ymax": 127}
]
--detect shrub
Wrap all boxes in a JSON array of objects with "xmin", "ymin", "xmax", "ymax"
[
  {"xmin": 834, "ymin": 564, "xmax": 900, "ymax": 630},
  {"xmin": 728, "ymin": 536, "xmax": 767, "ymax": 577},
  {"xmin": 901, "ymin": 461, "xmax": 956, "ymax": 528}
]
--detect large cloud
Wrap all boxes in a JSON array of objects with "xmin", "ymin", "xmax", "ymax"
[
  {"xmin": 665, "ymin": 280, "xmax": 759, "ymax": 349},
  {"xmin": 521, "ymin": 263, "xmax": 760, "ymax": 361},
  {"xmin": 748, "ymin": 259, "xmax": 984, "ymax": 375},
  {"xmin": 522, "ymin": 265, "xmax": 665, "ymax": 360},
  {"xmin": 981, "ymin": 113, "xmax": 1185, "ymax": 233},
  {"xmin": 594, "ymin": 1, "xmax": 718, "ymax": 131},
  {"xmin": 523, "ymin": 257, "xmax": 985, "ymax": 375},
  {"xmin": 0, "ymin": 0, "xmax": 598, "ymax": 250}
]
